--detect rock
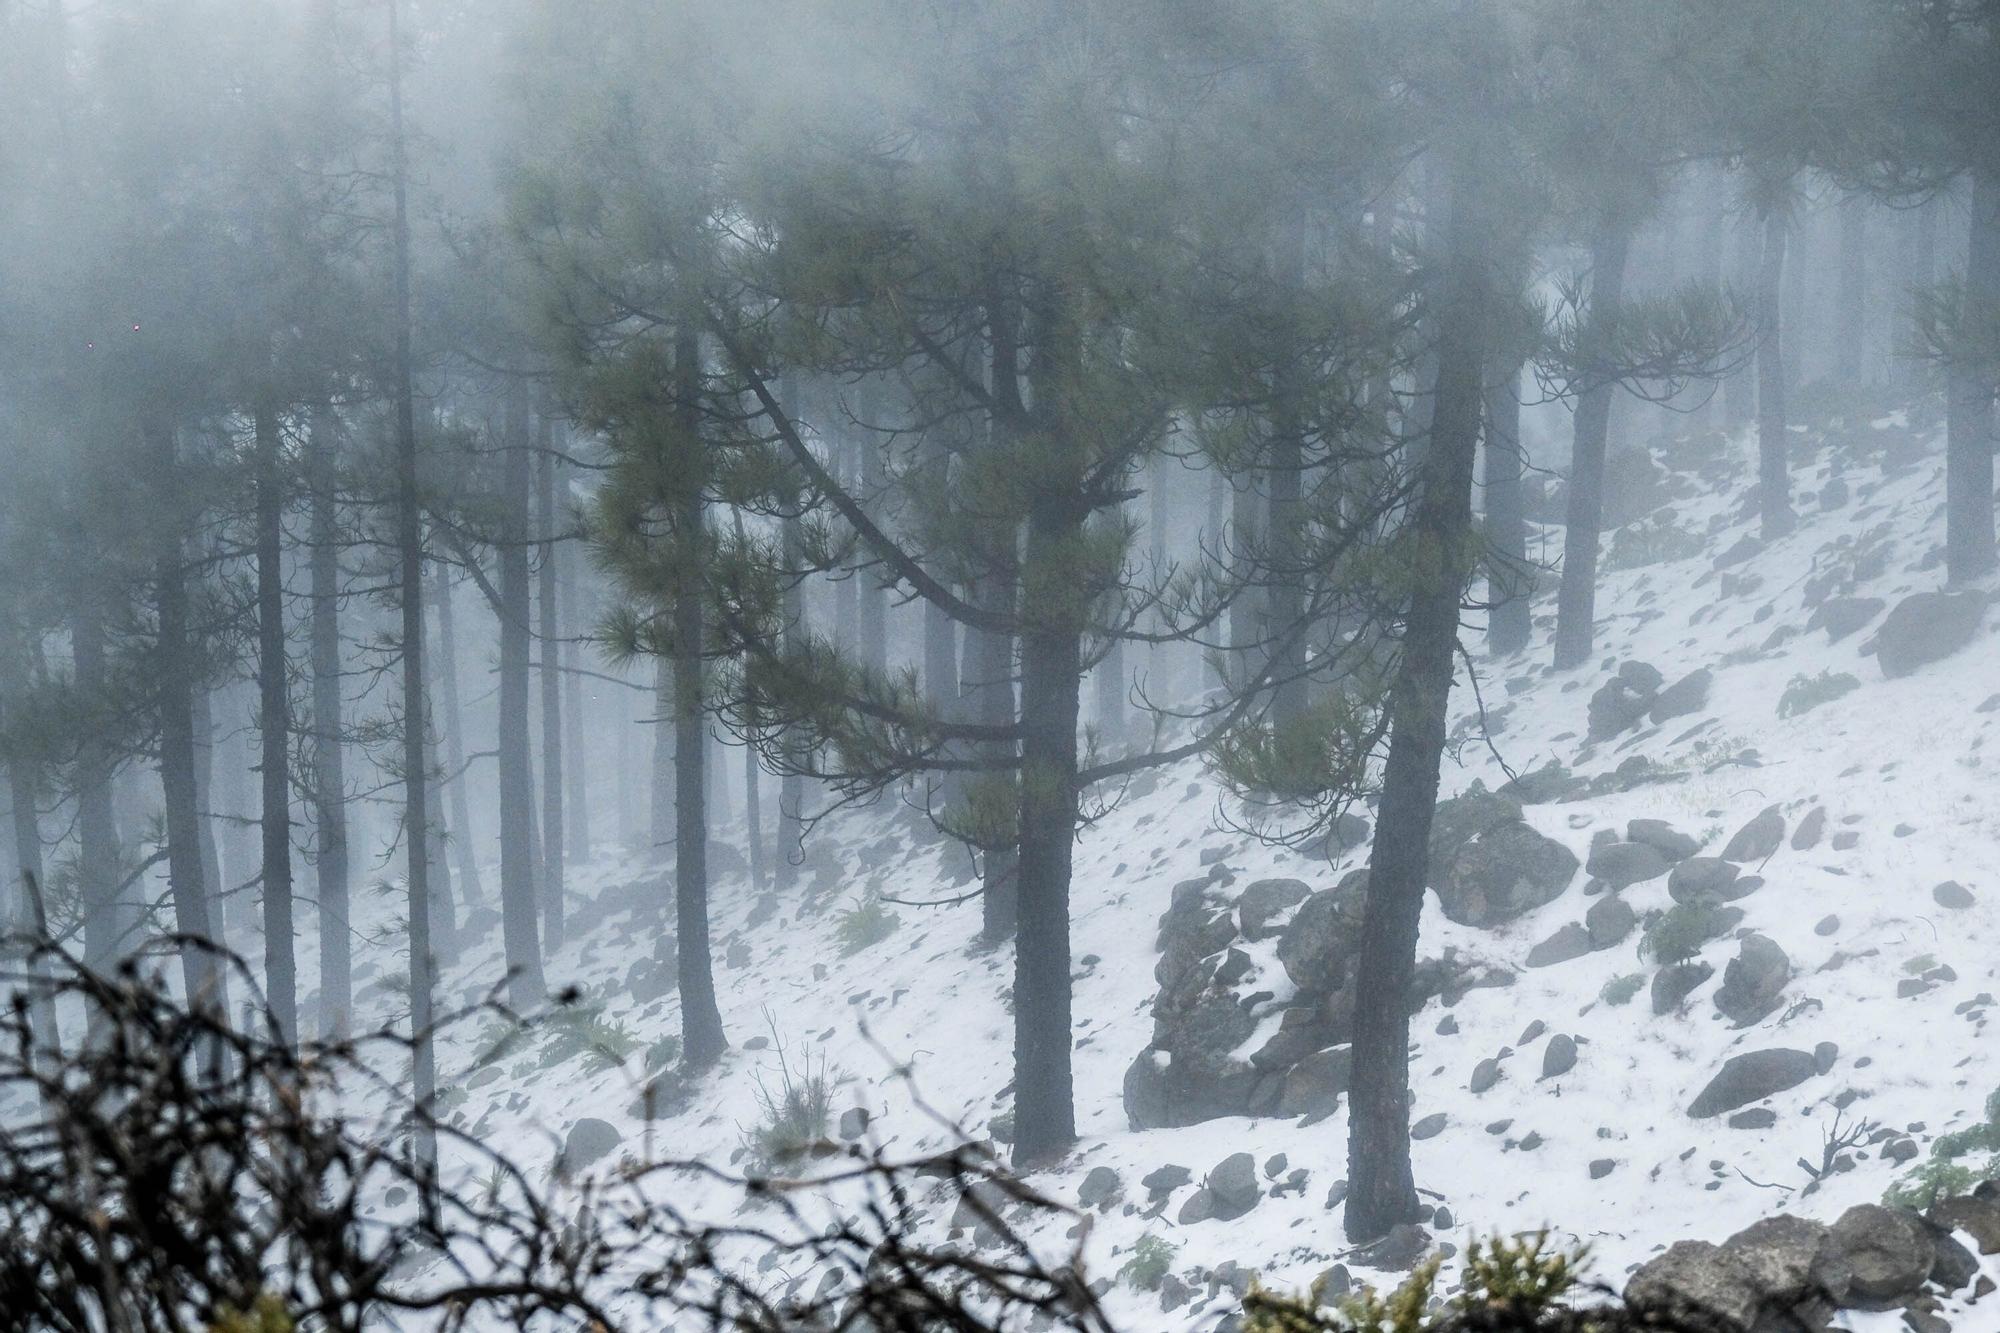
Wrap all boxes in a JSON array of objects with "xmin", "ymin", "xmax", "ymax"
[
  {"xmin": 1274, "ymin": 875, "xmax": 1368, "ymax": 993},
  {"xmin": 1728, "ymin": 1108, "xmax": 1777, "ymax": 1130},
  {"xmin": 1876, "ymin": 590, "xmax": 1990, "ymax": 678},
  {"xmin": 1722, "ymin": 1214, "xmax": 1852, "ymax": 1324},
  {"xmin": 1626, "ymin": 1241, "xmax": 1762, "ymax": 1329},
  {"xmin": 1627, "ymin": 819, "xmax": 1701, "ymax": 861},
  {"xmin": 1792, "ymin": 807, "xmax": 1828, "ymax": 851},
  {"xmin": 1206, "ymin": 1152, "xmax": 1261, "ymax": 1221},
  {"xmin": 1652, "ymin": 960, "xmax": 1716, "ymax": 1015},
  {"xmin": 1830, "ymin": 1204, "xmax": 1935, "ymax": 1308},
  {"xmin": 1933, "ymin": 881, "xmax": 1976, "ymax": 911},
  {"xmin": 1328, "ymin": 812, "xmax": 1372, "ymax": 855},
  {"xmin": 1809, "ymin": 595, "xmax": 1887, "ymax": 642},
  {"xmin": 1121, "ymin": 1051, "xmax": 1172, "ymax": 1131},
  {"xmin": 1541, "ymin": 1033, "xmax": 1578, "ymax": 1079},
  {"xmin": 1928, "ymin": 1195, "xmax": 2000, "ymax": 1255},
  {"xmin": 1722, "ymin": 805, "xmax": 1786, "ymax": 863},
  {"xmin": 1428, "ymin": 786, "xmax": 1525, "ymax": 867},
  {"xmin": 1526, "ymin": 922, "xmax": 1594, "ymax": 969},
  {"xmin": 1814, "ymin": 1041, "xmax": 1839, "ymax": 1074},
  {"xmin": 1815, "ymin": 914, "xmax": 1840, "ymax": 937},
  {"xmin": 1354, "ymin": 1224, "xmax": 1432, "ymax": 1273},
  {"xmin": 1590, "ymin": 1158, "xmax": 1616, "ymax": 1180},
  {"xmin": 1587, "ymin": 841, "xmax": 1674, "ymax": 889},
  {"xmin": 1688, "ymin": 1048, "xmax": 1819, "ymax": 1118},
  {"xmin": 1263, "ymin": 1153, "xmax": 1288, "ymax": 1179},
  {"xmin": 838, "ymin": 1107, "xmax": 870, "ymax": 1140},
  {"xmin": 1141, "ymin": 1163, "xmax": 1192, "ymax": 1199},
  {"xmin": 556, "ymin": 1118, "xmax": 624, "ymax": 1177},
  {"xmin": 1648, "ymin": 668, "xmax": 1714, "ymax": 726},
  {"xmin": 1585, "ymin": 894, "xmax": 1637, "ymax": 949},
  {"xmin": 1236, "ymin": 878, "xmax": 1311, "ymax": 940},
  {"xmin": 1928, "ymin": 1229, "xmax": 1979, "ymax": 1291},
  {"xmin": 1436, "ymin": 821, "xmax": 1579, "ymax": 928},
  {"xmin": 1279, "ymin": 1045, "xmax": 1351, "ymax": 1119},
  {"xmin": 1589, "ymin": 663, "xmax": 1663, "ymax": 741},
  {"xmin": 1715, "ymin": 933, "xmax": 1791, "ymax": 1027},
  {"xmin": 1078, "ymin": 1166, "xmax": 1122, "ymax": 1210},
  {"xmin": 1469, "ymin": 1057, "xmax": 1503, "ymax": 1095},
  {"xmin": 1176, "ymin": 1188, "xmax": 1215, "ymax": 1225},
  {"xmin": 1411, "ymin": 1112, "xmax": 1447, "ymax": 1141},
  {"xmin": 1668, "ymin": 857, "xmax": 1743, "ymax": 903}
]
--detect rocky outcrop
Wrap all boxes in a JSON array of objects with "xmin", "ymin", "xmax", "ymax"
[{"xmin": 1435, "ymin": 821, "xmax": 1579, "ymax": 927}]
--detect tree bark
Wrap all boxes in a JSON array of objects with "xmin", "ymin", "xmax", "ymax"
[
  {"xmin": 1724, "ymin": 210, "xmax": 1758, "ymax": 432},
  {"xmin": 672, "ymin": 326, "xmax": 728, "ymax": 1068},
  {"xmin": 498, "ymin": 391, "xmax": 546, "ymax": 1006},
  {"xmin": 73, "ymin": 606, "xmax": 129, "ymax": 975},
  {"xmin": 306, "ymin": 414, "xmax": 350, "ymax": 1036},
  {"xmin": 1836, "ymin": 195, "xmax": 1866, "ymax": 383},
  {"xmin": 430, "ymin": 567, "xmax": 484, "ymax": 908},
  {"xmin": 1483, "ymin": 358, "xmax": 1532, "ymax": 656},
  {"xmin": 1945, "ymin": 170, "xmax": 1999, "ymax": 583},
  {"xmin": 563, "ymin": 545, "xmax": 590, "ymax": 864},
  {"xmin": 1756, "ymin": 207, "xmax": 1796, "ymax": 539},
  {"xmin": 253, "ymin": 406, "xmax": 297, "ymax": 1042},
  {"xmin": 1552, "ymin": 221, "xmax": 1634, "ymax": 670},
  {"xmin": 536, "ymin": 418, "xmax": 565, "ymax": 949},
  {"xmin": 650, "ymin": 655, "xmax": 673, "ymax": 853},
  {"xmin": 192, "ymin": 683, "xmax": 224, "ymax": 929},
  {"xmin": 1345, "ymin": 154, "xmax": 1491, "ymax": 1244},
  {"xmin": 1266, "ymin": 209, "xmax": 1309, "ymax": 723}
]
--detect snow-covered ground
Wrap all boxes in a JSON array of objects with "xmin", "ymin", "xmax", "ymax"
[{"xmin": 285, "ymin": 405, "xmax": 2000, "ymax": 1325}]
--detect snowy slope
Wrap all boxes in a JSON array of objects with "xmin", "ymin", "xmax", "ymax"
[{"xmin": 311, "ymin": 405, "xmax": 1999, "ymax": 1327}]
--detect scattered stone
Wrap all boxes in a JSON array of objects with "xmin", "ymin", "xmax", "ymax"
[
  {"xmin": 1668, "ymin": 857, "xmax": 1743, "ymax": 903},
  {"xmin": 1648, "ymin": 668, "xmax": 1715, "ymax": 726},
  {"xmin": 1077, "ymin": 1166, "xmax": 1122, "ymax": 1210},
  {"xmin": 1832, "ymin": 830, "xmax": 1861, "ymax": 851},
  {"xmin": 1814, "ymin": 1042, "xmax": 1840, "ymax": 1074},
  {"xmin": 1688, "ymin": 1048, "xmax": 1819, "ymax": 1118},
  {"xmin": 1176, "ymin": 1188, "xmax": 1216, "ymax": 1225},
  {"xmin": 1722, "ymin": 806, "xmax": 1786, "ymax": 863},
  {"xmin": 1435, "ymin": 821, "xmax": 1580, "ymax": 928},
  {"xmin": 1590, "ymin": 1158, "xmax": 1617, "ymax": 1180},
  {"xmin": 1236, "ymin": 878, "xmax": 1311, "ymax": 940},
  {"xmin": 1715, "ymin": 933, "xmax": 1791, "ymax": 1027},
  {"xmin": 1587, "ymin": 841, "xmax": 1674, "ymax": 889},
  {"xmin": 1875, "ymin": 590, "xmax": 1991, "ymax": 678},
  {"xmin": 1829, "ymin": 1204, "xmax": 1935, "ymax": 1308},
  {"xmin": 1526, "ymin": 922, "xmax": 1594, "ymax": 969},
  {"xmin": 1728, "ymin": 1108, "xmax": 1777, "ymax": 1130},
  {"xmin": 556, "ymin": 1118, "xmax": 624, "ymax": 1177},
  {"xmin": 1206, "ymin": 1152, "xmax": 1261, "ymax": 1221},
  {"xmin": 1933, "ymin": 881, "xmax": 1976, "ymax": 911},
  {"xmin": 1652, "ymin": 961, "xmax": 1716, "ymax": 1016},
  {"xmin": 1627, "ymin": 819, "xmax": 1701, "ymax": 861},
  {"xmin": 1264, "ymin": 1153, "xmax": 1288, "ymax": 1180},
  {"xmin": 838, "ymin": 1107, "xmax": 871, "ymax": 1140},
  {"xmin": 1469, "ymin": 1058, "xmax": 1503, "ymax": 1095},
  {"xmin": 1141, "ymin": 1164, "xmax": 1192, "ymax": 1199},
  {"xmin": 1792, "ymin": 807, "xmax": 1828, "ymax": 851},
  {"xmin": 1411, "ymin": 1112, "xmax": 1448, "ymax": 1141},
  {"xmin": 1815, "ymin": 914, "xmax": 1840, "ymax": 937},
  {"xmin": 1541, "ymin": 1033, "xmax": 1578, "ymax": 1080},
  {"xmin": 1585, "ymin": 894, "xmax": 1637, "ymax": 950},
  {"xmin": 1354, "ymin": 1224, "xmax": 1433, "ymax": 1273}
]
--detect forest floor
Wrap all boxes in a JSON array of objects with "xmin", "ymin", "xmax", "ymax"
[{"xmin": 322, "ymin": 401, "xmax": 2000, "ymax": 1327}]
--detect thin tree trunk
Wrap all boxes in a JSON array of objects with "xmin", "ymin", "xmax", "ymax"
[
  {"xmin": 1345, "ymin": 154, "xmax": 1490, "ymax": 1244},
  {"xmin": 192, "ymin": 684, "xmax": 223, "ymax": 929},
  {"xmin": 306, "ymin": 409, "xmax": 350, "ymax": 1035},
  {"xmin": 430, "ymin": 567, "xmax": 484, "ymax": 908},
  {"xmin": 1946, "ymin": 171, "xmax": 1999, "ymax": 583},
  {"xmin": 1093, "ymin": 631, "xmax": 1125, "ymax": 750},
  {"xmin": 253, "ymin": 406, "xmax": 297, "ymax": 1042},
  {"xmin": 1724, "ymin": 209, "xmax": 1757, "ymax": 432},
  {"xmin": 536, "ymin": 419, "xmax": 565, "ymax": 949},
  {"xmin": 386, "ymin": 0, "xmax": 437, "ymax": 1202},
  {"xmin": 1, "ymin": 742, "xmax": 60, "ymax": 1075},
  {"xmin": 835, "ymin": 443, "xmax": 860, "ymax": 652},
  {"xmin": 563, "ymin": 548, "xmax": 590, "ymax": 864},
  {"xmin": 1483, "ymin": 358, "xmax": 1532, "ymax": 656},
  {"xmin": 1757, "ymin": 207, "xmax": 1796, "ymax": 539},
  {"xmin": 1697, "ymin": 175, "xmax": 1725, "ymax": 431},
  {"xmin": 859, "ymin": 419, "xmax": 888, "ymax": 677},
  {"xmin": 650, "ymin": 655, "xmax": 673, "ymax": 854},
  {"xmin": 776, "ymin": 377, "xmax": 807, "ymax": 889},
  {"xmin": 498, "ymin": 391, "xmax": 546, "ymax": 1006},
  {"xmin": 1837, "ymin": 195, "xmax": 1866, "ymax": 383},
  {"xmin": 977, "ymin": 291, "xmax": 1023, "ymax": 946},
  {"xmin": 1266, "ymin": 208, "xmax": 1309, "ymax": 723},
  {"xmin": 673, "ymin": 326, "xmax": 728, "ymax": 1068},
  {"xmin": 1552, "ymin": 221, "xmax": 1634, "ymax": 669},
  {"xmin": 73, "ymin": 607, "xmax": 128, "ymax": 975}
]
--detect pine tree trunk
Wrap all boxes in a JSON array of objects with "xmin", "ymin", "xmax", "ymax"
[
  {"xmin": 253, "ymin": 406, "xmax": 297, "ymax": 1042},
  {"xmin": 192, "ymin": 683, "xmax": 224, "ymax": 924},
  {"xmin": 1266, "ymin": 209, "xmax": 1308, "ymax": 723},
  {"xmin": 1093, "ymin": 632, "xmax": 1125, "ymax": 751},
  {"xmin": 1483, "ymin": 359, "xmax": 1531, "ymax": 656},
  {"xmin": 673, "ymin": 326, "xmax": 727, "ymax": 1067},
  {"xmin": 1345, "ymin": 156, "xmax": 1490, "ymax": 1245},
  {"xmin": 536, "ymin": 422, "xmax": 565, "ymax": 949},
  {"xmin": 1552, "ymin": 221, "xmax": 1634, "ymax": 670},
  {"xmin": 859, "ymin": 426, "xmax": 888, "ymax": 677},
  {"xmin": 777, "ymin": 511, "xmax": 806, "ymax": 888},
  {"xmin": 307, "ymin": 414, "xmax": 351, "ymax": 1036},
  {"xmin": 563, "ymin": 551, "xmax": 590, "ymax": 864},
  {"xmin": 430, "ymin": 567, "xmax": 484, "ymax": 908},
  {"xmin": 1696, "ymin": 174, "xmax": 1725, "ymax": 431},
  {"xmin": 498, "ymin": 392, "xmax": 546, "ymax": 1006},
  {"xmin": 650, "ymin": 655, "xmax": 673, "ymax": 854},
  {"xmin": 1837, "ymin": 196, "xmax": 1866, "ymax": 383},
  {"xmin": 1724, "ymin": 211, "xmax": 1758, "ymax": 432},
  {"xmin": 1, "ymin": 741, "xmax": 59, "ymax": 1072},
  {"xmin": 1757, "ymin": 208, "xmax": 1796, "ymax": 539},
  {"xmin": 1946, "ymin": 171, "xmax": 1999, "ymax": 583},
  {"xmin": 73, "ymin": 607, "xmax": 128, "ymax": 975}
]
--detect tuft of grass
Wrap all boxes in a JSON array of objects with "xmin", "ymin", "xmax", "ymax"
[
  {"xmin": 538, "ymin": 1003, "xmax": 642, "ymax": 1074},
  {"xmin": 742, "ymin": 1048, "xmax": 837, "ymax": 1174},
  {"xmin": 1599, "ymin": 973, "xmax": 1645, "ymax": 1007},
  {"xmin": 834, "ymin": 895, "xmax": 901, "ymax": 956},
  {"xmin": 1119, "ymin": 1234, "xmax": 1177, "ymax": 1291},
  {"xmin": 1777, "ymin": 669, "xmax": 1860, "ymax": 719},
  {"xmin": 1639, "ymin": 900, "xmax": 1727, "ymax": 966}
]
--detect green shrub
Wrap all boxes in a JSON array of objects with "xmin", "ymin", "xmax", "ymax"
[
  {"xmin": 538, "ymin": 1004, "xmax": 642, "ymax": 1073},
  {"xmin": 1119, "ymin": 1233, "xmax": 1177, "ymax": 1291},
  {"xmin": 1599, "ymin": 973, "xmax": 1645, "ymax": 1007},
  {"xmin": 834, "ymin": 895, "xmax": 901, "ymax": 956},
  {"xmin": 743, "ymin": 1053, "xmax": 836, "ymax": 1174},
  {"xmin": 1886, "ymin": 1086, "xmax": 2000, "ymax": 1209},
  {"xmin": 1639, "ymin": 900, "xmax": 1727, "ymax": 966},
  {"xmin": 1243, "ymin": 1232, "xmax": 1580, "ymax": 1333},
  {"xmin": 1604, "ymin": 513, "xmax": 1706, "ymax": 571},
  {"xmin": 1777, "ymin": 670, "xmax": 1860, "ymax": 719}
]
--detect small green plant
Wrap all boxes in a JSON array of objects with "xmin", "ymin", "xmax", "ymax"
[
  {"xmin": 472, "ymin": 1015, "xmax": 532, "ymax": 1068},
  {"xmin": 834, "ymin": 895, "xmax": 901, "ymax": 956},
  {"xmin": 1599, "ymin": 973, "xmax": 1645, "ymax": 1007},
  {"xmin": 1639, "ymin": 900, "xmax": 1727, "ymax": 965},
  {"xmin": 644, "ymin": 1034, "xmax": 682, "ymax": 1072},
  {"xmin": 1242, "ymin": 1233, "xmax": 1582, "ymax": 1333},
  {"xmin": 209, "ymin": 1294, "xmax": 293, "ymax": 1333},
  {"xmin": 538, "ymin": 1004, "xmax": 642, "ymax": 1073},
  {"xmin": 742, "ymin": 1049, "xmax": 837, "ymax": 1174},
  {"xmin": 1119, "ymin": 1233, "xmax": 1177, "ymax": 1291},
  {"xmin": 1885, "ymin": 1086, "xmax": 2000, "ymax": 1210},
  {"xmin": 1777, "ymin": 669, "xmax": 1860, "ymax": 719},
  {"xmin": 1604, "ymin": 513, "xmax": 1706, "ymax": 571}
]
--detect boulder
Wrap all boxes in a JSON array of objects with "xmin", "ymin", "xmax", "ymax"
[
  {"xmin": 1651, "ymin": 961, "xmax": 1715, "ymax": 1016},
  {"xmin": 1526, "ymin": 922, "xmax": 1594, "ymax": 969},
  {"xmin": 1808, "ymin": 595, "xmax": 1886, "ymax": 643},
  {"xmin": 1626, "ymin": 819, "xmax": 1700, "ymax": 861},
  {"xmin": 1428, "ymin": 787, "xmax": 1524, "ymax": 867},
  {"xmin": 1688, "ymin": 1048, "xmax": 1818, "ymax": 1118},
  {"xmin": 1587, "ymin": 841, "xmax": 1674, "ymax": 889},
  {"xmin": 1141, "ymin": 1163, "xmax": 1192, "ymax": 1199},
  {"xmin": 1411, "ymin": 1112, "xmax": 1447, "ymax": 1141},
  {"xmin": 1928, "ymin": 1194, "xmax": 2000, "ymax": 1255},
  {"xmin": 1722, "ymin": 806, "xmax": 1786, "ymax": 864},
  {"xmin": 1078, "ymin": 1166, "xmax": 1123, "ymax": 1210},
  {"xmin": 1647, "ymin": 668, "xmax": 1714, "ymax": 726},
  {"xmin": 1541, "ymin": 1033, "xmax": 1578, "ymax": 1079},
  {"xmin": 1625, "ymin": 1241, "xmax": 1762, "ymax": 1329},
  {"xmin": 1721, "ymin": 1214, "xmax": 1852, "ymax": 1324},
  {"xmin": 1875, "ymin": 590, "xmax": 1990, "ymax": 678},
  {"xmin": 1668, "ymin": 857, "xmax": 1743, "ymax": 903},
  {"xmin": 1236, "ymin": 878, "xmax": 1311, "ymax": 941},
  {"xmin": 556, "ymin": 1118, "xmax": 624, "ymax": 1177},
  {"xmin": 1589, "ymin": 662, "xmax": 1663, "ymax": 741},
  {"xmin": 1792, "ymin": 807, "xmax": 1827, "ymax": 851},
  {"xmin": 1828, "ymin": 1204, "xmax": 1935, "ymax": 1308},
  {"xmin": 1353, "ymin": 1224, "xmax": 1433, "ymax": 1273},
  {"xmin": 1585, "ymin": 893, "xmax": 1637, "ymax": 950},
  {"xmin": 1207, "ymin": 1151, "xmax": 1261, "ymax": 1221},
  {"xmin": 838, "ymin": 1107, "xmax": 870, "ymax": 1140},
  {"xmin": 1436, "ymin": 821, "xmax": 1579, "ymax": 928},
  {"xmin": 1933, "ymin": 881, "xmax": 1975, "ymax": 911},
  {"xmin": 1279, "ymin": 1045, "xmax": 1351, "ymax": 1119},
  {"xmin": 1469, "ymin": 1057, "xmax": 1503, "ymax": 1094},
  {"xmin": 1714, "ymin": 933, "xmax": 1791, "ymax": 1027}
]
